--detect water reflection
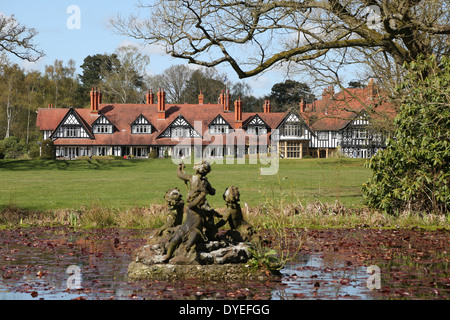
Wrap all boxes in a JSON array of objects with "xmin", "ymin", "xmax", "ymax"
[
  {"xmin": 273, "ymin": 254, "xmax": 374, "ymax": 300},
  {"xmin": 0, "ymin": 228, "xmax": 448, "ymax": 300}
]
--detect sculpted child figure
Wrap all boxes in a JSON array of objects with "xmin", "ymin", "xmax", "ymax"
[
  {"xmin": 216, "ymin": 186, "xmax": 254, "ymax": 242},
  {"xmin": 157, "ymin": 188, "xmax": 184, "ymax": 237},
  {"xmin": 162, "ymin": 161, "xmax": 219, "ymax": 262}
]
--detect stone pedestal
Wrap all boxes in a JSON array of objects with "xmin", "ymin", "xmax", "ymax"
[{"xmin": 127, "ymin": 231, "xmax": 280, "ymax": 281}]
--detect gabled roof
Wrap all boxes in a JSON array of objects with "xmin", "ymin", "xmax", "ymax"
[
  {"xmin": 92, "ymin": 114, "xmax": 113, "ymax": 126},
  {"xmin": 242, "ymin": 113, "xmax": 270, "ymax": 129},
  {"xmin": 300, "ymin": 85, "xmax": 396, "ymax": 131},
  {"xmin": 36, "ymin": 82, "xmax": 396, "ymax": 147},
  {"xmin": 276, "ymin": 109, "xmax": 311, "ymax": 130},
  {"xmin": 49, "ymin": 108, "xmax": 95, "ymax": 139},
  {"xmin": 207, "ymin": 114, "xmax": 233, "ymax": 128},
  {"xmin": 157, "ymin": 114, "xmax": 202, "ymax": 138}
]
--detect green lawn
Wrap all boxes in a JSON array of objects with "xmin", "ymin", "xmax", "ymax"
[{"xmin": 0, "ymin": 157, "xmax": 371, "ymax": 211}]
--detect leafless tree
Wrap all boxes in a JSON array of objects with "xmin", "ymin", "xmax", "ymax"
[
  {"xmin": 101, "ymin": 45, "xmax": 150, "ymax": 103},
  {"xmin": 111, "ymin": 0, "xmax": 448, "ymax": 133},
  {"xmin": 0, "ymin": 13, "xmax": 44, "ymax": 62},
  {"xmin": 111, "ymin": 0, "xmax": 449, "ymax": 82},
  {"xmin": 149, "ymin": 64, "xmax": 194, "ymax": 103}
]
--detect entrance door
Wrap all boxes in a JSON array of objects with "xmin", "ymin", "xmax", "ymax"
[{"xmin": 360, "ymin": 149, "xmax": 368, "ymax": 158}]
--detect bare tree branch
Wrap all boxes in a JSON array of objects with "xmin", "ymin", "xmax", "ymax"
[
  {"xmin": 0, "ymin": 14, "xmax": 44, "ymax": 62},
  {"xmin": 111, "ymin": 0, "xmax": 449, "ymax": 79}
]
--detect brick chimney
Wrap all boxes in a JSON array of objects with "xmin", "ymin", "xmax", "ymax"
[
  {"xmin": 90, "ymin": 87, "xmax": 99, "ymax": 114},
  {"xmin": 198, "ymin": 91, "xmax": 204, "ymax": 105},
  {"xmin": 366, "ymin": 78, "xmax": 376, "ymax": 98},
  {"xmin": 219, "ymin": 90, "xmax": 224, "ymax": 108},
  {"xmin": 322, "ymin": 85, "xmax": 334, "ymax": 102},
  {"xmin": 97, "ymin": 88, "xmax": 102, "ymax": 105},
  {"xmin": 234, "ymin": 97, "xmax": 242, "ymax": 129},
  {"xmin": 220, "ymin": 90, "xmax": 231, "ymax": 112},
  {"xmin": 157, "ymin": 88, "xmax": 166, "ymax": 120},
  {"xmin": 263, "ymin": 100, "xmax": 271, "ymax": 113},
  {"xmin": 225, "ymin": 90, "xmax": 231, "ymax": 111},
  {"xmin": 146, "ymin": 89, "xmax": 154, "ymax": 104},
  {"xmin": 299, "ymin": 99, "xmax": 306, "ymax": 113}
]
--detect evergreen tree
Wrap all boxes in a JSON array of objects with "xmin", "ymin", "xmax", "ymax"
[
  {"xmin": 40, "ymin": 139, "xmax": 56, "ymax": 160},
  {"xmin": 268, "ymin": 80, "xmax": 315, "ymax": 112}
]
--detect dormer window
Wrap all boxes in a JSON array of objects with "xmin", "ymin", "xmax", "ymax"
[
  {"xmin": 93, "ymin": 125, "xmax": 113, "ymax": 134},
  {"xmin": 171, "ymin": 127, "xmax": 190, "ymax": 138},
  {"xmin": 132, "ymin": 124, "xmax": 151, "ymax": 134},
  {"xmin": 247, "ymin": 126, "xmax": 267, "ymax": 136},
  {"xmin": 208, "ymin": 115, "xmax": 232, "ymax": 135},
  {"xmin": 158, "ymin": 114, "xmax": 201, "ymax": 139},
  {"xmin": 50, "ymin": 109, "xmax": 93, "ymax": 139},
  {"xmin": 92, "ymin": 115, "xmax": 113, "ymax": 134},
  {"xmin": 210, "ymin": 125, "xmax": 229, "ymax": 134},
  {"xmin": 131, "ymin": 115, "xmax": 152, "ymax": 134},
  {"xmin": 244, "ymin": 114, "xmax": 269, "ymax": 136}
]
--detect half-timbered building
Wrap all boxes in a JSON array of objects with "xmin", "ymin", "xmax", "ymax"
[{"xmin": 36, "ymin": 80, "xmax": 394, "ymax": 159}]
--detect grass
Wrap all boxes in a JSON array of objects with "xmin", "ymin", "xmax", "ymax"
[
  {"xmin": 0, "ymin": 157, "xmax": 448, "ymax": 229},
  {"xmin": 0, "ymin": 157, "xmax": 369, "ymax": 211}
]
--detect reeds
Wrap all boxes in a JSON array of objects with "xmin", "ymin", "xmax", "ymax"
[{"xmin": 0, "ymin": 201, "xmax": 448, "ymax": 229}]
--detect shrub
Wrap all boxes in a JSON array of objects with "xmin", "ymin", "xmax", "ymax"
[
  {"xmin": 362, "ymin": 55, "xmax": 450, "ymax": 214},
  {"xmin": 148, "ymin": 149, "xmax": 158, "ymax": 159},
  {"xmin": 0, "ymin": 137, "xmax": 22, "ymax": 159},
  {"xmin": 40, "ymin": 139, "xmax": 56, "ymax": 160},
  {"xmin": 29, "ymin": 143, "xmax": 41, "ymax": 159}
]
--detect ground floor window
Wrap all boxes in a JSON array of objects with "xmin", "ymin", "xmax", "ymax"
[
  {"xmin": 171, "ymin": 146, "xmax": 191, "ymax": 159},
  {"xmin": 113, "ymin": 147, "xmax": 122, "ymax": 157},
  {"xmin": 133, "ymin": 147, "xmax": 148, "ymax": 158},
  {"xmin": 92, "ymin": 146, "xmax": 110, "ymax": 156},
  {"xmin": 341, "ymin": 147, "xmax": 374, "ymax": 158},
  {"xmin": 279, "ymin": 141, "xmax": 308, "ymax": 159}
]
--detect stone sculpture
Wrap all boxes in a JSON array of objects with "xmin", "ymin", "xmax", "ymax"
[
  {"xmin": 127, "ymin": 161, "xmax": 278, "ymax": 281},
  {"xmin": 215, "ymin": 186, "xmax": 255, "ymax": 242},
  {"xmin": 162, "ymin": 162, "xmax": 220, "ymax": 262},
  {"xmin": 156, "ymin": 188, "xmax": 184, "ymax": 236}
]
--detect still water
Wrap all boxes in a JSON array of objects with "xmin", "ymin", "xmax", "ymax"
[{"xmin": 0, "ymin": 227, "xmax": 447, "ymax": 300}]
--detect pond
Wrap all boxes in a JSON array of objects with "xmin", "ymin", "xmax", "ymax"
[{"xmin": 0, "ymin": 227, "xmax": 448, "ymax": 300}]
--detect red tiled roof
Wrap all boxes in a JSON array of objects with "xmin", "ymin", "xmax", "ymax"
[
  {"xmin": 36, "ymin": 83, "xmax": 396, "ymax": 146},
  {"xmin": 301, "ymin": 86, "xmax": 395, "ymax": 131},
  {"xmin": 37, "ymin": 102, "xmax": 286, "ymax": 146}
]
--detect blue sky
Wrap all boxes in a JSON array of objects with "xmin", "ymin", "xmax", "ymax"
[
  {"xmin": 1, "ymin": 0, "xmax": 282, "ymax": 98},
  {"xmin": 2, "ymin": 1, "xmax": 364, "ymax": 98}
]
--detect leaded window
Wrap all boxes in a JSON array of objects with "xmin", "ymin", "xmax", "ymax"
[
  {"xmin": 131, "ymin": 115, "xmax": 152, "ymax": 134},
  {"xmin": 283, "ymin": 124, "xmax": 302, "ymax": 137},
  {"xmin": 318, "ymin": 132, "xmax": 328, "ymax": 140},
  {"xmin": 93, "ymin": 125, "xmax": 113, "ymax": 134},
  {"xmin": 247, "ymin": 126, "xmax": 267, "ymax": 135},
  {"xmin": 92, "ymin": 115, "xmax": 113, "ymax": 134},
  {"xmin": 210, "ymin": 125, "xmax": 229, "ymax": 134}
]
